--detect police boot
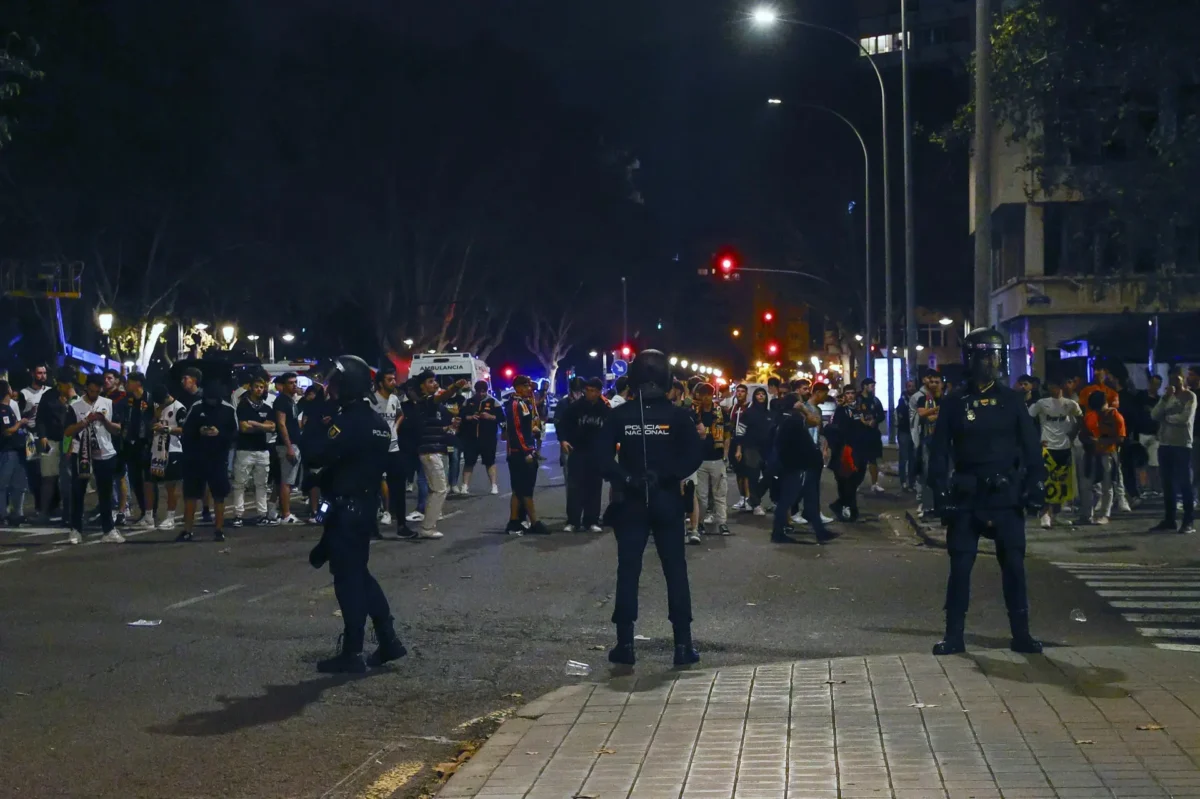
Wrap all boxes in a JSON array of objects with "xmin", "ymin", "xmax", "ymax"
[
  {"xmin": 608, "ymin": 623, "xmax": 636, "ymax": 665},
  {"xmin": 672, "ymin": 623, "xmax": 700, "ymax": 666},
  {"xmin": 317, "ymin": 631, "xmax": 367, "ymax": 674},
  {"xmin": 932, "ymin": 615, "xmax": 966, "ymax": 656},
  {"xmin": 1008, "ymin": 610, "xmax": 1044, "ymax": 654},
  {"xmin": 366, "ymin": 616, "xmax": 408, "ymax": 667}
]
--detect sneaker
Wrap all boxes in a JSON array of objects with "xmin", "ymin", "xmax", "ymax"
[
  {"xmin": 263, "ymin": 516, "xmax": 281, "ymax": 527},
  {"xmin": 1117, "ymin": 500, "xmax": 1133, "ymax": 513},
  {"xmin": 68, "ymin": 530, "xmax": 83, "ymax": 545},
  {"xmin": 405, "ymin": 511, "xmax": 425, "ymax": 523},
  {"xmin": 490, "ymin": 484, "xmax": 499, "ymax": 495},
  {"xmin": 417, "ymin": 529, "xmax": 444, "ymax": 539},
  {"xmin": 157, "ymin": 517, "xmax": 176, "ymax": 531},
  {"xmin": 396, "ymin": 526, "xmax": 419, "ymax": 540},
  {"xmin": 718, "ymin": 524, "xmax": 732, "ymax": 536},
  {"xmin": 100, "ymin": 530, "xmax": 125, "ymax": 544},
  {"xmin": 174, "ymin": 530, "xmax": 194, "ymax": 542},
  {"xmin": 840, "ymin": 507, "xmax": 852, "ymax": 521},
  {"xmin": 588, "ymin": 525, "xmax": 604, "ymax": 533},
  {"xmin": 280, "ymin": 514, "xmax": 301, "ymax": 525},
  {"xmin": 1096, "ymin": 516, "xmax": 1110, "ymax": 525},
  {"xmin": 820, "ymin": 513, "xmax": 835, "ymax": 524},
  {"xmin": 230, "ymin": 517, "xmax": 244, "ymax": 528},
  {"xmin": 791, "ymin": 513, "xmax": 805, "ymax": 525},
  {"xmin": 213, "ymin": 529, "xmax": 226, "ymax": 542},
  {"xmin": 528, "ymin": 521, "xmax": 551, "ymax": 535},
  {"xmin": 871, "ymin": 483, "xmax": 886, "ymax": 494},
  {"xmin": 733, "ymin": 498, "xmax": 748, "ymax": 511},
  {"xmin": 379, "ymin": 512, "xmax": 392, "ymax": 526},
  {"xmin": 753, "ymin": 505, "xmax": 766, "ymax": 517},
  {"xmin": 1039, "ymin": 513, "xmax": 1052, "ymax": 529},
  {"xmin": 563, "ymin": 524, "xmax": 578, "ymax": 533},
  {"xmin": 134, "ymin": 514, "xmax": 155, "ymax": 529},
  {"xmin": 1054, "ymin": 517, "xmax": 1073, "ymax": 527},
  {"xmin": 521, "ymin": 520, "xmax": 531, "ymax": 530},
  {"xmin": 115, "ymin": 511, "xmax": 128, "ymax": 527},
  {"xmin": 686, "ymin": 530, "xmax": 701, "ymax": 544},
  {"xmin": 505, "ymin": 520, "xmax": 524, "ymax": 536},
  {"xmin": 1180, "ymin": 525, "xmax": 1196, "ymax": 535},
  {"xmin": 459, "ymin": 485, "xmax": 470, "ymax": 496},
  {"xmin": 703, "ymin": 513, "xmax": 714, "ymax": 525}
]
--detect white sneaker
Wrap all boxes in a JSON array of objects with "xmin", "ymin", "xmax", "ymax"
[
  {"xmin": 490, "ymin": 484, "xmax": 499, "ymax": 495},
  {"xmin": 871, "ymin": 483, "xmax": 886, "ymax": 494},
  {"xmin": 1040, "ymin": 513, "xmax": 1052, "ymax": 529},
  {"xmin": 521, "ymin": 520, "xmax": 531, "ymax": 530},
  {"xmin": 703, "ymin": 514, "xmax": 715, "ymax": 524},
  {"xmin": 450, "ymin": 485, "xmax": 463, "ymax": 496},
  {"xmin": 280, "ymin": 514, "xmax": 302, "ymax": 525},
  {"xmin": 406, "ymin": 511, "xmax": 425, "ymax": 523},
  {"xmin": 1117, "ymin": 500, "xmax": 1132, "ymax": 513},
  {"xmin": 563, "ymin": 524, "xmax": 578, "ymax": 533},
  {"xmin": 732, "ymin": 498, "xmax": 748, "ymax": 511},
  {"xmin": 459, "ymin": 485, "xmax": 470, "ymax": 496},
  {"xmin": 418, "ymin": 529, "xmax": 444, "ymax": 539},
  {"xmin": 157, "ymin": 517, "xmax": 175, "ymax": 531},
  {"xmin": 1097, "ymin": 516, "xmax": 1111, "ymax": 525},
  {"xmin": 840, "ymin": 507, "xmax": 852, "ymax": 521},
  {"xmin": 379, "ymin": 512, "xmax": 393, "ymax": 526},
  {"xmin": 820, "ymin": 513, "xmax": 835, "ymax": 524},
  {"xmin": 101, "ymin": 531, "xmax": 126, "ymax": 544},
  {"xmin": 67, "ymin": 530, "xmax": 82, "ymax": 545},
  {"xmin": 753, "ymin": 506, "xmax": 766, "ymax": 517},
  {"xmin": 588, "ymin": 525, "xmax": 603, "ymax": 533},
  {"xmin": 1054, "ymin": 517, "xmax": 1074, "ymax": 527}
]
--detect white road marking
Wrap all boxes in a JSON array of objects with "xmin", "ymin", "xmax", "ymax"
[
  {"xmin": 0, "ymin": 557, "xmax": 22, "ymax": 566},
  {"xmin": 1096, "ymin": 590, "xmax": 1200, "ymax": 597},
  {"xmin": 1155, "ymin": 643, "xmax": 1200, "ymax": 653},
  {"xmin": 19, "ymin": 529, "xmax": 68, "ymax": 538},
  {"xmin": 1122, "ymin": 613, "xmax": 1200, "ymax": 623},
  {"xmin": 35, "ymin": 547, "xmax": 66, "ymax": 557},
  {"xmin": 1082, "ymin": 581, "xmax": 1200, "ymax": 588},
  {"xmin": 166, "ymin": 584, "xmax": 245, "ymax": 610},
  {"xmin": 246, "ymin": 584, "xmax": 296, "ymax": 604},
  {"xmin": 0, "ymin": 547, "xmax": 24, "ymax": 555},
  {"xmin": 1136, "ymin": 628, "xmax": 1200, "ymax": 639},
  {"xmin": 1112, "ymin": 601, "xmax": 1200, "ymax": 609},
  {"xmin": 439, "ymin": 510, "xmax": 462, "ymax": 521},
  {"xmin": 1060, "ymin": 562, "xmax": 1200, "ymax": 649},
  {"xmin": 82, "ymin": 529, "xmax": 152, "ymax": 546}
]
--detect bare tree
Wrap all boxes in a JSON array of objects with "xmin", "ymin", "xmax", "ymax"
[{"xmin": 525, "ymin": 284, "xmax": 582, "ymax": 393}]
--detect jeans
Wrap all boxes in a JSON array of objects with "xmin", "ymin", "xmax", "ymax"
[
  {"xmin": 72, "ymin": 455, "xmax": 115, "ymax": 533},
  {"xmin": 695, "ymin": 460, "xmax": 727, "ymax": 524},
  {"xmin": 447, "ymin": 447, "xmax": 462, "ymax": 488},
  {"xmin": 232, "ymin": 449, "xmax": 270, "ymax": 518},
  {"xmin": 898, "ymin": 433, "xmax": 915, "ymax": 488},
  {"xmin": 1079, "ymin": 451, "xmax": 1119, "ymax": 522},
  {"xmin": 773, "ymin": 469, "xmax": 830, "ymax": 536},
  {"xmin": 417, "ymin": 463, "xmax": 429, "ymax": 513},
  {"xmin": 1161, "ymin": 445, "xmax": 1195, "ymax": 527},
  {"xmin": 419, "ymin": 453, "xmax": 449, "ymax": 532},
  {"xmin": 384, "ymin": 450, "xmax": 408, "ymax": 523},
  {"xmin": 0, "ymin": 450, "xmax": 29, "ymax": 520}
]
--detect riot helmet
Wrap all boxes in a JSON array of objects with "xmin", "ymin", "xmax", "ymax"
[
  {"xmin": 962, "ymin": 327, "xmax": 1008, "ymax": 386},
  {"xmin": 327, "ymin": 355, "xmax": 373, "ymax": 407},
  {"xmin": 628, "ymin": 349, "xmax": 670, "ymax": 400}
]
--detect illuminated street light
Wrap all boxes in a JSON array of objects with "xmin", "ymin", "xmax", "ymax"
[
  {"xmin": 767, "ymin": 98, "xmax": 783, "ymax": 105},
  {"xmin": 680, "ymin": 360, "xmax": 689, "ymax": 369},
  {"xmin": 938, "ymin": 317, "xmax": 953, "ymax": 326},
  {"xmin": 669, "ymin": 356, "xmax": 678, "ymax": 366},
  {"xmin": 854, "ymin": 334, "xmax": 864, "ymax": 343},
  {"xmin": 220, "ymin": 324, "xmax": 236, "ymax": 345},
  {"xmin": 732, "ymin": 328, "xmax": 741, "ymax": 337},
  {"xmin": 122, "ymin": 360, "xmax": 134, "ymax": 370},
  {"xmin": 713, "ymin": 369, "xmax": 723, "ymax": 378},
  {"xmin": 246, "ymin": 334, "xmax": 260, "ymax": 341},
  {"xmin": 281, "ymin": 332, "xmax": 296, "ymax": 343},
  {"xmin": 915, "ymin": 344, "xmax": 926, "ymax": 352},
  {"xmin": 751, "ymin": 5, "xmax": 780, "ymax": 26},
  {"xmin": 97, "ymin": 310, "xmax": 115, "ymax": 333},
  {"xmin": 811, "ymin": 355, "xmax": 822, "ymax": 370},
  {"xmin": 589, "ymin": 350, "xmax": 599, "ymax": 358},
  {"xmin": 402, "ymin": 338, "xmax": 415, "ymax": 347},
  {"xmin": 193, "ymin": 322, "xmax": 208, "ymax": 332}
]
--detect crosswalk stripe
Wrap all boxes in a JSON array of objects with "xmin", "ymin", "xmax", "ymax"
[
  {"xmin": 1113, "ymin": 601, "xmax": 1200, "ymax": 609},
  {"xmin": 1096, "ymin": 590, "xmax": 1200, "ymax": 597},
  {"xmin": 1155, "ymin": 643, "xmax": 1200, "ymax": 653},
  {"xmin": 0, "ymin": 556, "xmax": 21, "ymax": 566},
  {"xmin": 1136, "ymin": 628, "xmax": 1200, "ymax": 639},
  {"xmin": 1080, "ymin": 582, "xmax": 1200, "ymax": 588},
  {"xmin": 1054, "ymin": 562, "xmax": 1200, "ymax": 571},
  {"xmin": 1123, "ymin": 613, "xmax": 1200, "ymax": 623}
]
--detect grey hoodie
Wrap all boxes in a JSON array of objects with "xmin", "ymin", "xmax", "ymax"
[{"xmin": 1151, "ymin": 388, "xmax": 1197, "ymax": 448}]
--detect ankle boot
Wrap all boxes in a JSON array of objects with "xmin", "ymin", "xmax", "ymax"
[
  {"xmin": 366, "ymin": 616, "xmax": 408, "ymax": 667},
  {"xmin": 609, "ymin": 623, "xmax": 636, "ymax": 665},
  {"xmin": 1008, "ymin": 610, "xmax": 1043, "ymax": 654},
  {"xmin": 318, "ymin": 630, "xmax": 367, "ymax": 674},
  {"xmin": 932, "ymin": 615, "xmax": 966, "ymax": 656},
  {"xmin": 672, "ymin": 622, "xmax": 700, "ymax": 666}
]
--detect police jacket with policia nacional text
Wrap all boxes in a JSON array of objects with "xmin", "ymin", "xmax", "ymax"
[
  {"xmin": 595, "ymin": 395, "xmax": 703, "ymax": 490},
  {"xmin": 310, "ymin": 398, "xmax": 392, "ymax": 497},
  {"xmin": 926, "ymin": 382, "xmax": 1045, "ymax": 507}
]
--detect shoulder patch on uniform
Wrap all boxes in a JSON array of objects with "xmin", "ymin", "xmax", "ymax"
[{"xmin": 328, "ymin": 424, "xmax": 341, "ymax": 439}]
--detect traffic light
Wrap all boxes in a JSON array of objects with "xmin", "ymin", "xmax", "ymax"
[
  {"xmin": 503, "ymin": 367, "xmax": 514, "ymax": 379},
  {"xmin": 710, "ymin": 248, "xmax": 740, "ymax": 280},
  {"xmin": 620, "ymin": 345, "xmax": 632, "ymax": 358},
  {"xmin": 762, "ymin": 310, "xmax": 774, "ymax": 323},
  {"xmin": 766, "ymin": 342, "xmax": 780, "ymax": 356}
]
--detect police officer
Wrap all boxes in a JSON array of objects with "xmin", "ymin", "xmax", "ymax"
[
  {"xmin": 308, "ymin": 355, "xmax": 407, "ymax": 674},
  {"xmin": 597, "ymin": 349, "xmax": 704, "ymax": 666},
  {"xmin": 927, "ymin": 328, "xmax": 1047, "ymax": 656}
]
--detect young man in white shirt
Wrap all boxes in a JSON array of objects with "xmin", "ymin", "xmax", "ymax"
[
  {"xmin": 20, "ymin": 363, "xmax": 50, "ymax": 512},
  {"xmin": 64, "ymin": 373, "xmax": 124, "ymax": 543},
  {"xmin": 148, "ymin": 384, "xmax": 185, "ymax": 529},
  {"xmin": 231, "ymin": 377, "xmax": 275, "ymax": 527},
  {"xmin": 1029, "ymin": 379, "xmax": 1083, "ymax": 528}
]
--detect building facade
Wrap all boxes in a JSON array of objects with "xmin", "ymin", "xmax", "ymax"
[{"xmin": 855, "ymin": 0, "xmax": 973, "ymax": 68}]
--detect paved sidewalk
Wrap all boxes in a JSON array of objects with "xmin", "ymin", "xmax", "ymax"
[{"xmin": 438, "ymin": 646, "xmax": 1200, "ymax": 799}]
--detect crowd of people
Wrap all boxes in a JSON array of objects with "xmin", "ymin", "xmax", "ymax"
[{"xmin": 897, "ymin": 362, "xmax": 1200, "ymax": 535}]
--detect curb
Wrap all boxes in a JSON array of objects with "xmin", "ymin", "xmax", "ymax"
[{"xmin": 904, "ymin": 508, "xmax": 946, "ymax": 549}]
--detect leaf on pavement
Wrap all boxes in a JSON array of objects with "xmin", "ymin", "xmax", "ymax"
[
  {"xmin": 503, "ymin": 692, "xmax": 523, "ymax": 699},
  {"xmin": 1136, "ymin": 723, "xmax": 1165, "ymax": 731},
  {"xmin": 595, "ymin": 747, "xmax": 616, "ymax": 755},
  {"xmin": 908, "ymin": 703, "xmax": 937, "ymax": 709},
  {"xmin": 1075, "ymin": 739, "xmax": 1095, "ymax": 745},
  {"xmin": 333, "ymin": 610, "xmax": 342, "ymax": 617},
  {"xmin": 589, "ymin": 644, "xmax": 605, "ymax": 650}
]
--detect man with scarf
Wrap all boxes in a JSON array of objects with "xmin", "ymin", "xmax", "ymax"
[{"xmin": 64, "ymin": 373, "xmax": 123, "ymax": 544}]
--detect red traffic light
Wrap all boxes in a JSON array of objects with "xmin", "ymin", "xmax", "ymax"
[
  {"xmin": 713, "ymin": 248, "xmax": 740, "ymax": 276},
  {"xmin": 620, "ymin": 345, "xmax": 632, "ymax": 358},
  {"xmin": 762, "ymin": 310, "xmax": 774, "ymax": 323},
  {"xmin": 503, "ymin": 367, "xmax": 514, "ymax": 379},
  {"xmin": 766, "ymin": 342, "xmax": 780, "ymax": 356}
]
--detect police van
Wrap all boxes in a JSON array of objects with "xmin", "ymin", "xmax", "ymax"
[{"xmin": 408, "ymin": 352, "xmax": 491, "ymax": 390}]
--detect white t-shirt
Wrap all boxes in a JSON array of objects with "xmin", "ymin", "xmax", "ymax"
[
  {"xmin": 20, "ymin": 385, "xmax": 49, "ymax": 420},
  {"xmin": 158, "ymin": 400, "xmax": 185, "ymax": 453},
  {"xmin": 610, "ymin": 395, "xmax": 627, "ymax": 408},
  {"xmin": 1030, "ymin": 397, "xmax": 1082, "ymax": 451},
  {"xmin": 232, "ymin": 386, "xmax": 249, "ymax": 404},
  {"xmin": 71, "ymin": 396, "xmax": 117, "ymax": 460},
  {"xmin": 372, "ymin": 390, "xmax": 401, "ymax": 453},
  {"xmin": 264, "ymin": 392, "xmax": 278, "ymax": 444}
]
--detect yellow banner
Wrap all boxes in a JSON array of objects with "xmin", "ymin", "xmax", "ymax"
[{"xmin": 1042, "ymin": 447, "xmax": 1075, "ymax": 505}]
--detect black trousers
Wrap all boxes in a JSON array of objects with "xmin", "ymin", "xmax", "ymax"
[
  {"xmin": 831, "ymin": 461, "xmax": 866, "ymax": 521},
  {"xmin": 612, "ymin": 490, "xmax": 692, "ymax": 626},
  {"xmin": 326, "ymin": 502, "xmax": 394, "ymax": 654},
  {"xmin": 72, "ymin": 456, "xmax": 115, "ymax": 534},
  {"xmin": 385, "ymin": 450, "xmax": 410, "ymax": 523},
  {"xmin": 944, "ymin": 509, "xmax": 1028, "ymax": 621},
  {"xmin": 123, "ymin": 442, "xmax": 151, "ymax": 515},
  {"xmin": 566, "ymin": 449, "xmax": 603, "ymax": 527},
  {"xmin": 1161, "ymin": 445, "xmax": 1195, "ymax": 526}
]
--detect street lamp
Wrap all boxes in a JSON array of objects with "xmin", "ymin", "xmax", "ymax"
[
  {"xmin": 588, "ymin": 350, "xmax": 599, "ymax": 358},
  {"xmin": 749, "ymin": 9, "xmax": 897, "ymax": 439},
  {"xmin": 247, "ymin": 334, "xmax": 261, "ymax": 359},
  {"xmin": 220, "ymin": 324, "xmax": 236, "ymax": 348},
  {"xmin": 767, "ymin": 97, "xmax": 783, "ymax": 105},
  {"xmin": 193, "ymin": 322, "xmax": 208, "ymax": 332},
  {"xmin": 855, "ymin": 334, "xmax": 864, "ymax": 343},
  {"xmin": 732, "ymin": 328, "xmax": 741, "ymax": 337},
  {"xmin": 402, "ymin": 338, "xmax": 414, "ymax": 347},
  {"xmin": 281, "ymin": 332, "xmax": 296, "ymax": 343},
  {"xmin": 669, "ymin": 356, "xmax": 679, "ymax": 366},
  {"xmin": 97, "ymin": 310, "xmax": 115, "ymax": 364},
  {"xmin": 938, "ymin": 317, "xmax": 954, "ymax": 327},
  {"xmin": 680, "ymin": 360, "xmax": 689, "ymax": 369}
]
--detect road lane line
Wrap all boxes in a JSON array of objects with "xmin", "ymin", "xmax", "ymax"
[
  {"xmin": 20, "ymin": 529, "xmax": 68, "ymax": 538},
  {"xmin": 1123, "ymin": 613, "xmax": 1200, "ymax": 623},
  {"xmin": 246, "ymin": 584, "xmax": 296, "ymax": 604},
  {"xmin": 0, "ymin": 557, "xmax": 22, "ymax": 566},
  {"xmin": 0, "ymin": 547, "xmax": 24, "ymax": 555},
  {"xmin": 1155, "ymin": 643, "xmax": 1200, "ymax": 652},
  {"xmin": 1112, "ymin": 601, "xmax": 1200, "ymax": 609},
  {"xmin": 82, "ymin": 529, "xmax": 153, "ymax": 546},
  {"xmin": 35, "ymin": 547, "xmax": 66, "ymax": 556},
  {"xmin": 1136, "ymin": 627, "xmax": 1200, "ymax": 639},
  {"xmin": 166, "ymin": 584, "xmax": 246, "ymax": 610},
  {"xmin": 1080, "ymin": 581, "xmax": 1200, "ymax": 588},
  {"xmin": 1097, "ymin": 590, "xmax": 1200, "ymax": 597},
  {"xmin": 440, "ymin": 510, "xmax": 462, "ymax": 521}
]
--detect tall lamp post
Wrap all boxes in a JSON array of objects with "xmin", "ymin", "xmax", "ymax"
[
  {"xmin": 767, "ymin": 99, "xmax": 872, "ymax": 378},
  {"xmin": 97, "ymin": 310, "xmax": 115, "ymax": 366},
  {"xmin": 750, "ymin": 7, "xmax": 895, "ymax": 439}
]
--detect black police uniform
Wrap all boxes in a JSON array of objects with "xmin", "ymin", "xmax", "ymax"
[
  {"xmin": 596, "ymin": 351, "xmax": 703, "ymax": 667},
  {"xmin": 309, "ymin": 357, "xmax": 407, "ymax": 673},
  {"xmin": 927, "ymin": 332, "xmax": 1047, "ymax": 657}
]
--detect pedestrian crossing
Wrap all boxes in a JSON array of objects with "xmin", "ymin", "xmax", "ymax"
[{"xmin": 1055, "ymin": 562, "xmax": 1200, "ymax": 652}]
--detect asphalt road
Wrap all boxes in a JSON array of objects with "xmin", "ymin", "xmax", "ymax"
[{"xmin": 0, "ymin": 444, "xmax": 1148, "ymax": 798}]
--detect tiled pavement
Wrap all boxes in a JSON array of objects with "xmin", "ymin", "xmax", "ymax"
[{"xmin": 438, "ymin": 646, "xmax": 1200, "ymax": 799}]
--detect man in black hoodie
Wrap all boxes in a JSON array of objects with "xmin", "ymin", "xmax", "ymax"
[
  {"xmin": 770, "ymin": 394, "xmax": 837, "ymax": 544},
  {"xmin": 559, "ymin": 377, "xmax": 610, "ymax": 532},
  {"xmin": 177, "ymin": 383, "xmax": 237, "ymax": 542}
]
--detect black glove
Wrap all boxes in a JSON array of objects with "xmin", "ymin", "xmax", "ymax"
[
  {"xmin": 1023, "ymin": 481, "xmax": 1046, "ymax": 515},
  {"xmin": 933, "ymin": 489, "xmax": 955, "ymax": 523},
  {"xmin": 309, "ymin": 534, "xmax": 329, "ymax": 569}
]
